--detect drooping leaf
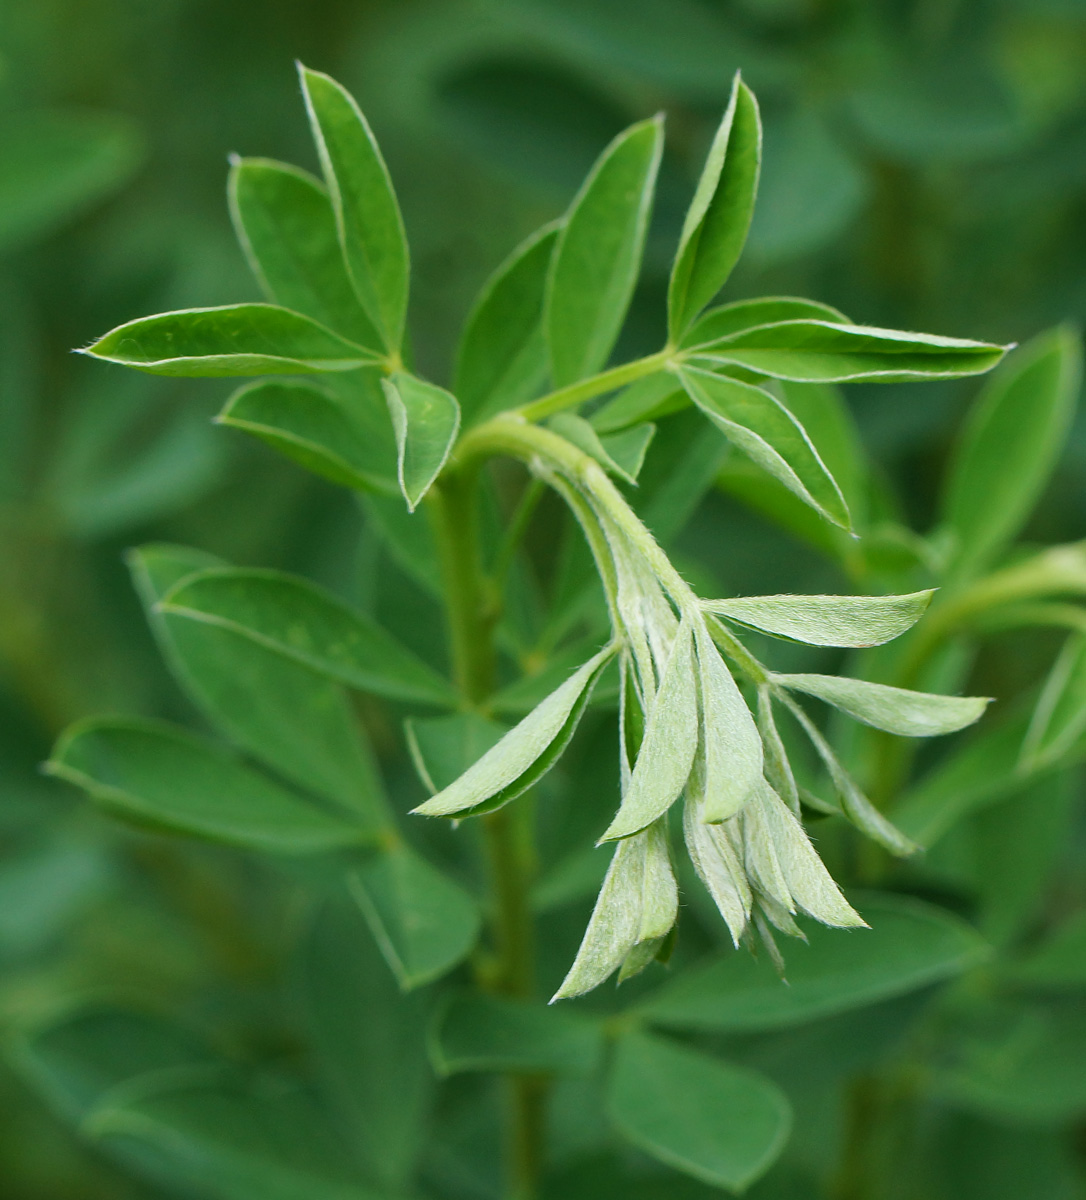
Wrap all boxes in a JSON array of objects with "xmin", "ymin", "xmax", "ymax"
[
  {"xmin": 706, "ymin": 590, "xmax": 934, "ymax": 647},
  {"xmin": 159, "ymin": 567, "xmax": 456, "ymax": 708},
  {"xmin": 430, "ymin": 993, "xmax": 604, "ymax": 1076},
  {"xmin": 600, "ymin": 622, "xmax": 698, "ymax": 841},
  {"xmin": 590, "ymin": 373, "xmax": 685, "ymax": 434},
  {"xmin": 349, "ymin": 841, "xmax": 481, "ymax": 990},
  {"xmin": 688, "ymin": 319, "xmax": 1008, "ymax": 382},
  {"xmin": 638, "ymin": 893, "xmax": 989, "ymax": 1032},
  {"xmin": 548, "ymin": 412, "xmax": 650, "ymax": 485},
  {"xmin": 46, "ymin": 718, "xmax": 364, "ymax": 853},
  {"xmin": 1021, "ymin": 633, "xmax": 1086, "ymax": 770},
  {"xmin": 412, "ymin": 645, "xmax": 615, "ymax": 818},
  {"xmin": 81, "ymin": 304, "xmax": 378, "ymax": 377},
  {"xmin": 300, "ymin": 66, "xmax": 409, "ymax": 353},
  {"xmin": 227, "ymin": 157, "xmax": 381, "ymax": 349},
  {"xmin": 217, "ymin": 379, "xmax": 397, "ymax": 494},
  {"xmin": 682, "ymin": 296, "xmax": 848, "ymax": 347},
  {"xmin": 382, "ymin": 371, "xmax": 461, "ymax": 511},
  {"xmin": 600, "ymin": 424, "xmax": 656, "ymax": 483},
  {"xmin": 774, "ymin": 672, "xmax": 990, "ymax": 737},
  {"xmin": 679, "ymin": 364, "xmax": 851, "ymax": 529},
  {"xmin": 606, "ymin": 1032, "xmax": 791, "ymax": 1192},
  {"xmin": 668, "ymin": 74, "xmax": 762, "ymax": 340},
  {"xmin": 455, "ymin": 221, "xmax": 559, "ymax": 422},
  {"xmin": 546, "ymin": 117, "xmax": 664, "ymax": 386},
  {"xmin": 684, "ymin": 787, "xmax": 751, "ymax": 945},
  {"xmin": 941, "ymin": 326, "xmax": 1082, "ymax": 577}
]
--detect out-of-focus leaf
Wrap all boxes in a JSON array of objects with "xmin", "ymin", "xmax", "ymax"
[
  {"xmin": 0, "ymin": 837, "xmax": 111, "ymax": 956},
  {"xmin": 383, "ymin": 371, "xmax": 460, "ymax": 511},
  {"xmin": 638, "ymin": 893, "xmax": 988, "ymax": 1032},
  {"xmin": 1021, "ymin": 633, "xmax": 1086, "ymax": 770},
  {"xmin": 589, "ymin": 373, "xmax": 685, "ymax": 434},
  {"xmin": 430, "ymin": 993, "xmax": 603, "ymax": 1076},
  {"xmin": 82, "ymin": 304, "xmax": 379, "ymax": 377},
  {"xmin": 546, "ymin": 117, "xmax": 663, "ymax": 386},
  {"xmin": 547, "ymin": 413, "xmax": 650, "ymax": 485},
  {"xmin": 606, "ymin": 1032, "xmax": 790, "ymax": 1192},
  {"xmin": 349, "ymin": 842, "xmax": 481, "ymax": 990},
  {"xmin": 406, "ymin": 712, "xmax": 507, "ymax": 794},
  {"xmin": 300, "ymin": 66, "xmax": 409, "ymax": 353},
  {"xmin": 942, "ymin": 326, "xmax": 1082, "ymax": 577},
  {"xmin": 1008, "ymin": 911, "xmax": 1086, "ymax": 990},
  {"xmin": 46, "ymin": 718, "xmax": 364, "ymax": 852},
  {"xmin": 455, "ymin": 222, "xmax": 559, "ymax": 423},
  {"xmin": 706, "ymin": 590, "xmax": 933, "ymax": 648},
  {"xmin": 160, "ymin": 567, "xmax": 456, "ymax": 708}
]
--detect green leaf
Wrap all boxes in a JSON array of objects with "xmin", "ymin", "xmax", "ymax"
[
  {"xmin": 546, "ymin": 117, "xmax": 664, "ymax": 386},
  {"xmin": 406, "ymin": 712, "xmax": 507, "ymax": 793},
  {"xmin": 1021, "ymin": 633, "xmax": 1086, "ymax": 770},
  {"xmin": 81, "ymin": 304, "xmax": 378, "ymax": 377},
  {"xmin": 412, "ymin": 644, "xmax": 614, "ymax": 819},
  {"xmin": 130, "ymin": 545, "xmax": 391, "ymax": 831},
  {"xmin": 300, "ymin": 66, "xmax": 409, "ymax": 353},
  {"xmin": 590, "ymin": 373, "xmax": 685, "ymax": 435},
  {"xmin": 638, "ymin": 893, "xmax": 989, "ymax": 1032},
  {"xmin": 382, "ymin": 371, "xmax": 461, "ymax": 511},
  {"xmin": 942, "ymin": 327, "xmax": 1082, "ymax": 576},
  {"xmin": 430, "ymin": 993, "xmax": 603, "ymax": 1076},
  {"xmin": 455, "ymin": 221, "xmax": 559, "ymax": 423},
  {"xmin": 600, "ymin": 424, "xmax": 656, "ymax": 483},
  {"xmin": 774, "ymin": 673, "xmax": 990, "ymax": 737},
  {"xmin": 668, "ymin": 74, "xmax": 762, "ymax": 340},
  {"xmin": 159, "ymin": 567, "xmax": 457, "ymax": 708},
  {"xmin": 600, "ymin": 622, "xmax": 698, "ymax": 842},
  {"xmin": 1008, "ymin": 911, "xmax": 1086, "ymax": 989},
  {"xmin": 227, "ymin": 157, "xmax": 381, "ymax": 349},
  {"xmin": 682, "ymin": 296, "xmax": 848, "ymax": 348},
  {"xmin": 217, "ymin": 378, "xmax": 397, "ymax": 494},
  {"xmin": 606, "ymin": 1032, "xmax": 790, "ymax": 1192},
  {"xmin": 706, "ymin": 590, "xmax": 934, "ymax": 648},
  {"xmin": 548, "ymin": 413, "xmax": 651, "ymax": 485},
  {"xmin": 349, "ymin": 842, "xmax": 481, "ymax": 989},
  {"xmin": 688, "ymin": 319, "xmax": 1008, "ymax": 382},
  {"xmin": 679, "ymin": 364, "xmax": 851, "ymax": 530},
  {"xmin": 45, "ymin": 718, "xmax": 363, "ymax": 853}
]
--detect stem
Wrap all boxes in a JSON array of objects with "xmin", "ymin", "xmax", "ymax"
[{"xmin": 516, "ymin": 349, "xmax": 673, "ymax": 422}]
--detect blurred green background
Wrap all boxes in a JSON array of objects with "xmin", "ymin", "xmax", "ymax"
[{"xmin": 2, "ymin": 1, "xmax": 1086, "ymax": 1196}]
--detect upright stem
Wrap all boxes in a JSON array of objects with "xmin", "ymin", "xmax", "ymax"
[{"xmin": 427, "ymin": 466, "xmax": 544, "ymax": 1200}]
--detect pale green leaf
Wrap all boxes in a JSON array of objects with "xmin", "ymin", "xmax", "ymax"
[
  {"xmin": 682, "ymin": 296, "xmax": 847, "ymax": 347},
  {"xmin": 683, "ymin": 787, "xmax": 751, "ymax": 945},
  {"xmin": 406, "ymin": 712, "xmax": 507, "ymax": 794},
  {"xmin": 599, "ymin": 423, "xmax": 656, "ymax": 483},
  {"xmin": 548, "ymin": 412, "xmax": 650, "ymax": 485},
  {"xmin": 1021, "ymin": 633, "xmax": 1086, "ymax": 771},
  {"xmin": 383, "ymin": 371, "xmax": 460, "ymax": 511}
]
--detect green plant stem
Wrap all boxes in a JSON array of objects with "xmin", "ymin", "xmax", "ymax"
[{"xmin": 516, "ymin": 348, "xmax": 673, "ymax": 421}]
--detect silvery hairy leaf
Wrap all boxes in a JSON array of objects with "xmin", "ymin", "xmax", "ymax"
[
  {"xmin": 704, "ymin": 590, "xmax": 935, "ymax": 648},
  {"xmin": 412, "ymin": 644, "xmax": 615, "ymax": 818},
  {"xmin": 684, "ymin": 770, "xmax": 751, "ymax": 946},
  {"xmin": 756, "ymin": 687, "xmax": 798, "ymax": 814},
  {"xmin": 552, "ymin": 819, "xmax": 677, "ymax": 1001}
]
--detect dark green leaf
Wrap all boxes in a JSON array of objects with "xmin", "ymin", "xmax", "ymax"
[
  {"xmin": 1008, "ymin": 911, "xmax": 1086, "ymax": 990},
  {"xmin": 546, "ymin": 117, "xmax": 664, "ymax": 386},
  {"xmin": 430, "ymin": 993, "xmax": 603, "ymax": 1076},
  {"xmin": 228, "ymin": 157, "xmax": 381, "ymax": 349},
  {"xmin": 160, "ymin": 567, "xmax": 456, "ymax": 708},
  {"xmin": 455, "ymin": 222, "xmax": 559, "ymax": 423},
  {"xmin": 46, "ymin": 718, "xmax": 364, "ymax": 852},
  {"xmin": 638, "ymin": 893, "xmax": 989, "ymax": 1032},
  {"xmin": 300, "ymin": 66, "xmax": 409, "ymax": 353},
  {"xmin": 607, "ymin": 1032, "xmax": 790, "ymax": 1192},
  {"xmin": 668, "ymin": 74, "xmax": 762, "ymax": 339},
  {"xmin": 382, "ymin": 371, "xmax": 460, "ymax": 511},
  {"xmin": 82, "ymin": 304, "xmax": 378, "ymax": 377}
]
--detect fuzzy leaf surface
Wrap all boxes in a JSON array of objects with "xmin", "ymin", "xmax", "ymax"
[{"xmin": 706, "ymin": 590, "xmax": 934, "ymax": 647}]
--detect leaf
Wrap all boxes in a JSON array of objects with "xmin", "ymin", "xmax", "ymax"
[
  {"xmin": 773, "ymin": 673, "xmax": 990, "ymax": 737},
  {"xmin": 942, "ymin": 327, "xmax": 1083, "ymax": 577},
  {"xmin": 682, "ymin": 296, "xmax": 848, "ymax": 348},
  {"xmin": 590, "ymin": 373, "xmax": 685, "ymax": 434},
  {"xmin": 689, "ymin": 319, "xmax": 1008, "ymax": 382},
  {"xmin": 382, "ymin": 372, "xmax": 461, "ymax": 511},
  {"xmin": 679, "ymin": 364, "xmax": 851, "ymax": 530},
  {"xmin": 637, "ymin": 893, "xmax": 989, "ymax": 1032},
  {"xmin": 599, "ymin": 622, "xmax": 698, "ymax": 842},
  {"xmin": 693, "ymin": 622, "xmax": 762, "ymax": 823},
  {"xmin": 430, "ymin": 993, "xmax": 603, "ymax": 1076},
  {"xmin": 130, "ymin": 545, "xmax": 391, "ymax": 831},
  {"xmin": 1021, "ymin": 633, "xmax": 1086, "ymax": 770},
  {"xmin": 412, "ymin": 645, "xmax": 614, "ymax": 818},
  {"xmin": 547, "ymin": 412, "xmax": 650, "ymax": 485},
  {"xmin": 217, "ymin": 378, "xmax": 397, "ymax": 494},
  {"xmin": 546, "ymin": 116, "xmax": 664, "ymax": 386},
  {"xmin": 45, "ymin": 718, "xmax": 364, "ymax": 853},
  {"xmin": 300, "ymin": 66, "xmax": 409, "ymax": 353},
  {"xmin": 553, "ymin": 821, "xmax": 677, "ymax": 1000},
  {"xmin": 81, "ymin": 304, "xmax": 378, "ymax": 377},
  {"xmin": 349, "ymin": 841, "xmax": 481, "ymax": 989},
  {"xmin": 1008, "ymin": 911, "xmax": 1086, "ymax": 989},
  {"xmin": 455, "ymin": 221, "xmax": 559, "ymax": 423},
  {"xmin": 600, "ymin": 424, "xmax": 656, "ymax": 483},
  {"xmin": 705, "ymin": 590, "xmax": 934, "ymax": 648},
  {"xmin": 227, "ymin": 157, "xmax": 381, "ymax": 349},
  {"xmin": 606, "ymin": 1032, "xmax": 791, "ymax": 1192},
  {"xmin": 668, "ymin": 74, "xmax": 762, "ymax": 340},
  {"xmin": 683, "ymin": 788, "xmax": 751, "ymax": 945},
  {"xmin": 159, "ymin": 567, "xmax": 456, "ymax": 708},
  {"xmin": 405, "ymin": 712, "xmax": 507, "ymax": 794}
]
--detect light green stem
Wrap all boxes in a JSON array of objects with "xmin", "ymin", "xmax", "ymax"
[{"xmin": 515, "ymin": 349, "xmax": 673, "ymax": 421}]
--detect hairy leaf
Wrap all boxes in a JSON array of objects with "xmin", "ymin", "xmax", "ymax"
[{"xmin": 706, "ymin": 589, "xmax": 934, "ymax": 647}]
